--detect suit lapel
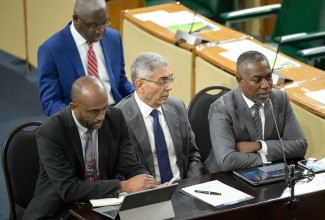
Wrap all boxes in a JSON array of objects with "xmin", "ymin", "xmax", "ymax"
[
  {"xmin": 98, "ymin": 120, "xmax": 110, "ymax": 180},
  {"xmin": 234, "ymin": 88, "xmax": 256, "ymax": 140},
  {"xmin": 264, "ymin": 95, "xmax": 276, "ymax": 139},
  {"xmin": 127, "ymin": 96, "xmax": 156, "ymax": 176},
  {"xmin": 62, "ymin": 23, "xmax": 85, "ymax": 78}
]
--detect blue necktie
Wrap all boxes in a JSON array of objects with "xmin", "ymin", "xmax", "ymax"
[
  {"xmin": 251, "ymin": 103, "xmax": 263, "ymax": 140},
  {"xmin": 150, "ymin": 110, "xmax": 173, "ymax": 183},
  {"xmin": 84, "ymin": 130, "xmax": 97, "ymax": 182}
]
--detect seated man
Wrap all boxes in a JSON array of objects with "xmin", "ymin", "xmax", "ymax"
[
  {"xmin": 116, "ymin": 52, "xmax": 203, "ymax": 184},
  {"xmin": 204, "ymin": 50, "xmax": 307, "ymax": 173},
  {"xmin": 38, "ymin": 0, "xmax": 134, "ymax": 116},
  {"xmin": 23, "ymin": 76, "xmax": 157, "ymax": 219}
]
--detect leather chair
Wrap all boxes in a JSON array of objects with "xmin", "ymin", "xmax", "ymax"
[{"xmin": 2, "ymin": 121, "xmax": 42, "ymax": 220}]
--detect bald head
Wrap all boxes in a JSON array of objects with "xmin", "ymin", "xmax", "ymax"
[{"xmin": 74, "ymin": 0, "xmax": 107, "ymax": 18}]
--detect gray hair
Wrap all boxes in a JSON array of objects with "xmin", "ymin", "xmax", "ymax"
[
  {"xmin": 236, "ymin": 50, "xmax": 269, "ymax": 75},
  {"xmin": 74, "ymin": 0, "xmax": 107, "ymax": 17},
  {"xmin": 130, "ymin": 52, "xmax": 169, "ymax": 84}
]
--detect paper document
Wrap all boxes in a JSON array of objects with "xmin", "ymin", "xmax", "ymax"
[
  {"xmin": 133, "ymin": 10, "xmax": 220, "ymax": 33},
  {"xmin": 218, "ymin": 40, "xmax": 300, "ymax": 70},
  {"xmin": 90, "ymin": 192, "xmax": 127, "ymax": 208},
  {"xmin": 306, "ymin": 89, "xmax": 325, "ymax": 105},
  {"xmin": 179, "ymin": 180, "xmax": 253, "ymax": 208}
]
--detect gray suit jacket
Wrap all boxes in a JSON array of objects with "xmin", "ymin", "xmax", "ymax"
[
  {"xmin": 116, "ymin": 94, "xmax": 203, "ymax": 180},
  {"xmin": 204, "ymin": 87, "xmax": 307, "ymax": 173},
  {"xmin": 23, "ymin": 106, "xmax": 148, "ymax": 220}
]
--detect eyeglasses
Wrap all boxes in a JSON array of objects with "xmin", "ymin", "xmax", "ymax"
[
  {"xmin": 76, "ymin": 15, "xmax": 111, "ymax": 32},
  {"xmin": 140, "ymin": 76, "xmax": 175, "ymax": 87}
]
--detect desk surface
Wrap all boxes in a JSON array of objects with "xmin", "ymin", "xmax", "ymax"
[{"xmin": 70, "ymin": 164, "xmax": 325, "ymax": 220}]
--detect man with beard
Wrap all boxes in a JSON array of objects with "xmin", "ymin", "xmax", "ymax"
[
  {"xmin": 204, "ymin": 50, "xmax": 307, "ymax": 173},
  {"xmin": 23, "ymin": 76, "xmax": 156, "ymax": 219},
  {"xmin": 116, "ymin": 52, "xmax": 202, "ymax": 184},
  {"xmin": 38, "ymin": 0, "xmax": 134, "ymax": 117}
]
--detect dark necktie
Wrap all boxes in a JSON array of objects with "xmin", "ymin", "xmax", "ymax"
[
  {"xmin": 150, "ymin": 109, "xmax": 173, "ymax": 183},
  {"xmin": 86, "ymin": 41, "xmax": 99, "ymax": 78},
  {"xmin": 251, "ymin": 103, "xmax": 263, "ymax": 140},
  {"xmin": 84, "ymin": 129, "xmax": 97, "ymax": 182}
]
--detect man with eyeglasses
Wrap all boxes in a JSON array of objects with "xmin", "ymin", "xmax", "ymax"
[
  {"xmin": 116, "ymin": 52, "xmax": 203, "ymax": 184},
  {"xmin": 38, "ymin": 0, "xmax": 134, "ymax": 117}
]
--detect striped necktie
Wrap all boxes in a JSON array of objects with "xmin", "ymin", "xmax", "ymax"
[
  {"xmin": 251, "ymin": 103, "xmax": 263, "ymax": 140},
  {"xmin": 86, "ymin": 41, "xmax": 99, "ymax": 78},
  {"xmin": 150, "ymin": 109, "xmax": 173, "ymax": 183}
]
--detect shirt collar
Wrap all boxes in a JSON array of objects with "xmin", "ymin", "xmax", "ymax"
[
  {"xmin": 70, "ymin": 21, "xmax": 99, "ymax": 47},
  {"xmin": 72, "ymin": 109, "xmax": 88, "ymax": 136},
  {"xmin": 134, "ymin": 92, "xmax": 163, "ymax": 119},
  {"xmin": 241, "ymin": 93, "xmax": 264, "ymax": 109}
]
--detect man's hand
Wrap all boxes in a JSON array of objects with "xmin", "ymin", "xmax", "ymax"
[
  {"xmin": 119, "ymin": 174, "xmax": 157, "ymax": 193},
  {"xmin": 235, "ymin": 141, "xmax": 262, "ymax": 153}
]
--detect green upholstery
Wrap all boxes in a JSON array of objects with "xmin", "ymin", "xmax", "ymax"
[
  {"xmin": 145, "ymin": 0, "xmax": 233, "ymax": 24},
  {"xmin": 220, "ymin": 0, "xmax": 325, "ymax": 69}
]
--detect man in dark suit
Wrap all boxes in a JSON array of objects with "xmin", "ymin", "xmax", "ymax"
[
  {"xmin": 38, "ymin": 0, "xmax": 134, "ymax": 117},
  {"xmin": 204, "ymin": 50, "xmax": 307, "ymax": 173},
  {"xmin": 116, "ymin": 52, "xmax": 202, "ymax": 184},
  {"xmin": 23, "ymin": 76, "xmax": 157, "ymax": 219}
]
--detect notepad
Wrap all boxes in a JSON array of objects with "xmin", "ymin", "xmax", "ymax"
[
  {"xmin": 90, "ymin": 192, "xmax": 127, "ymax": 208},
  {"xmin": 179, "ymin": 180, "xmax": 253, "ymax": 208}
]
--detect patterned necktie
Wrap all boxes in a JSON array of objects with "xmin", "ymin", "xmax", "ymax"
[
  {"xmin": 150, "ymin": 109, "xmax": 173, "ymax": 183},
  {"xmin": 86, "ymin": 41, "xmax": 99, "ymax": 78},
  {"xmin": 251, "ymin": 103, "xmax": 263, "ymax": 140},
  {"xmin": 84, "ymin": 129, "xmax": 97, "ymax": 182}
]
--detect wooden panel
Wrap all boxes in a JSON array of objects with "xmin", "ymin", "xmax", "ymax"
[{"xmin": 260, "ymin": 0, "xmax": 281, "ymax": 40}]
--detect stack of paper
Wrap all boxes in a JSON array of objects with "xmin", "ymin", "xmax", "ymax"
[
  {"xmin": 90, "ymin": 192, "xmax": 128, "ymax": 208},
  {"xmin": 179, "ymin": 180, "xmax": 253, "ymax": 208}
]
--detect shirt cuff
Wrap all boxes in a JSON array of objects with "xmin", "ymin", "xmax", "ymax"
[{"xmin": 257, "ymin": 141, "xmax": 271, "ymax": 164}]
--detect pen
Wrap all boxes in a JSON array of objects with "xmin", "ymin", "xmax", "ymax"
[{"xmin": 194, "ymin": 190, "xmax": 221, "ymax": 195}]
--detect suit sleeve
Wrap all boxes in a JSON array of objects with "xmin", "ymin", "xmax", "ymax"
[
  {"xmin": 38, "ymin": 44, "xmax": 67, "ymax": 116},
  {"xmin": 208, "ymin": 102, "xmax": 262, "ymax": 172},
  {"xmin": 265, "ymin": 92, "xmax": 307, "ymax": 160}
]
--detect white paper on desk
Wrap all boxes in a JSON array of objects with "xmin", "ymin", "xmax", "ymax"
[
  {"xmin": 90, "ymin": 192, "xmax": 127, "ymax": 208},
  {"xmin": 306, "ymin": 89, "xmax": 325, "ymax": 105},
  {"xmin": 218, "ymin": 40, "xmax": 300, "ymax": 70},
  {"xmin": 179, "ymin": 180, "xmax": 253, "ymax": 208}
]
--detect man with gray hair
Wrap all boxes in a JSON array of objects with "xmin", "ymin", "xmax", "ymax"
[
  {"xmin": 38, "ymin": 0, "xmax": 134, "ymax": 117},
  {"xmin": 116, "ymin": 52, "xmax": 203, "ymax": 184},
  {"xmin": 204, "ymin": 50, "xmax": 307, "ymax": 173}
]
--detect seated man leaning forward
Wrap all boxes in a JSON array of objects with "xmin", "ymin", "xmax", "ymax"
[
  {"xmin": 116, "ymin": 52, "xmax": 203, "ymax": 184},
  {"xmin": 204, "ymin": 50, "xmax": 307, "ymax": 173},
  {"xmin": 23, "ymin": 76, "xmax": 157, "ymax": 220}
]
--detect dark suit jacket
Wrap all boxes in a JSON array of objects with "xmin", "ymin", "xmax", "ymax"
[
  {"xmin": 204, "ymin": 87, "xmax": 307, "ymax": 173},
  {"xmin": 23, "ymin": 106, "xmax": 148, "ymax": 220},
  {"xmin": 116, "ymin": 94, "xmax": 203, "ymax": 180},
  {"xmin": 38, "ymin": 22, "xmax": 134, "ymax": 117}
]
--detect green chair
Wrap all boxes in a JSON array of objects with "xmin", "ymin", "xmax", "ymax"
[{"xmin": 220, "ymin": 0, "xmax": 325, "ymax": 66}]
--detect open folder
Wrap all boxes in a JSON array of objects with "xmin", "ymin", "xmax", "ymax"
[{"xmin": 179, "ymin": 180, "xmax": 253, "ymax": 208}]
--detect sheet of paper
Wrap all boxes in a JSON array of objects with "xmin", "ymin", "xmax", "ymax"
[
  {"xmin": 179, "ymin": 180, "xmax": 253, "ymax": 207},
  {"xmin": 306, "ymin": 89, "xmax": 325, "ymax": 105},
  {"xmin": 90, "ymin": 192, "xmax": 127, "ymax": 207},
  {"xmin": 218, "ymin": 40, "xmax": 300, "ymax": 70},
  {"xmin": 133, "ymin": 10, "xmax": 220, "ymax": 33}
]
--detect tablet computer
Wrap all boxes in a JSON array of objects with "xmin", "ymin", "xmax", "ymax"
[
  {"xmin": 233, "ymin": 163, "xmax": 288, "ymax": 185},
  {"xmin": 298, "ymin": 159, "xmax": 325, "ymax": 173}
]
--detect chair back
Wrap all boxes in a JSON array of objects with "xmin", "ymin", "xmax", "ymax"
[
  {"xmin": 2, "ymin": 121, "xmax": 42, "ymax": 220},
  {"xmin": 188, "ymin": 86, "xmax": 230, "ymax": 163}
]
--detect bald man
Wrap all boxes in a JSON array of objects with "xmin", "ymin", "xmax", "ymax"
[
  {"xmin": 24, "ymin": 76, "xmax": 156, "ymax": 220},
  {"xmin": 38, "ymin": 0, "xmax": 134, "ymax": 117}
]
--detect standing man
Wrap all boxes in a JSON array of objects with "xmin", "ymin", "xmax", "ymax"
[
  {"xmin": 116, "ymin": 52, "xmax": 202, "ymax": 184},
  {"xmin": 38, "ymin": 0, "xmax": 134, "ymax": 117},
  {"xmin": 23, "ymin": 76, "xmax": 156, "ymax": 219},
  {"xmin": 204, "ymin": 50, "xmax": 307, "ymax": 173}
]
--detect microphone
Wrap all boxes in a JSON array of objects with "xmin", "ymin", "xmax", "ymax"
[{"xmin": 175, "ymin": 0, "xmax": 209, "ymax": 46}]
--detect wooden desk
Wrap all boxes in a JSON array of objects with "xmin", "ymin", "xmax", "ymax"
[{"xmin": 70, "ymin": 165, "xmax": 325, "ymax": 220}]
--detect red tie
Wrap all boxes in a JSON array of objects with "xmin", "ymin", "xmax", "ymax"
[{"xmin": 86, "ymin": 41, "xmax": 99, "ymax": 78}]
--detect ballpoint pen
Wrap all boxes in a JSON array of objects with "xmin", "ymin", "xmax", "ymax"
[{"xmin": 194, "ymin": 190, "xmax": 221, "ymax": 195}]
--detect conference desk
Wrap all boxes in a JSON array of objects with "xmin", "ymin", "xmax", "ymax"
[{"xmin": 70, "ymin": 162, "xmax": 325, "ymax": 220}]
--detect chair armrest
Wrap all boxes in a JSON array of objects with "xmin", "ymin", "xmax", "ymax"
[
  {"xmin": 274, "ymin": 31, "xmax": 325, "ymax": 44},
  {"xmin": 297, "ymin": 46, "xmax": 325, "ymax": 59},
  {"xmin": 220, "ymin": 4, "xmax": 280, "ymax": 24}
]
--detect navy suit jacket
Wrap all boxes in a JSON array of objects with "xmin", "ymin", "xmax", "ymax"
[
  {"xmin": 38, "ymin": 22, "xmax": 134, "ymax": 116},
  {"xmin": 23, "ymin": 106, "xmax": 147, "ymax": 220},
  {"xmin": 204, "ymin": 87, "xmax": 307, "ymax": 173}
]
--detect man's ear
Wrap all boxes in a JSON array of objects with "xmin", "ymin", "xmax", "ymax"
[
  {"xmin": 236, "ymin": 75, "xmax": 243, "ymax": 87},
  {"xmin": 135, "ymin": 79, "xmax": 144, "ymax": 93}
]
